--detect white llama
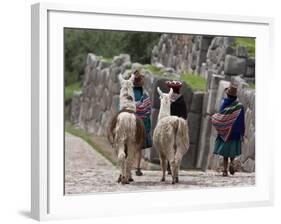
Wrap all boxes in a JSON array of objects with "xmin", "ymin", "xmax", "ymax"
[
  {"xmin": 107, "ymin": 74, "xmax": 145, "ymax": 184},
  {"xmin": 153, "ymin": 87, "xmax": 190, "ymax": 184}
]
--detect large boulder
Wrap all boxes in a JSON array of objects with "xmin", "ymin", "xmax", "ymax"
[
  {"xmin": 112, "ymin": 54, "xmax": 130, "ymax": 66},
  {"xmin": 151, "ymin": 77, "xmax": 170, "ymax": 109},
  {"xmin": 188, "ymin": 112, "xmax": 202, "ymax": 144},
  {"xmin": 224, "ymin": 55, "xmax": 247, "ymax": 75},
  {"xmin": 236, "ymin": 46, "xmax": 248, "ymax": 58},
  {"xmin": 190, "ymin": 92, "xmax": 204, "ymax": 113},
  {"xmin": 181, "ymin": 144, "xmax": 197, "ymax": 169},
  {"xmin": 196, "ymin": 116, "xmax": 212, "ymax": 170},
  {"xmin": 70, "ymin": 91, "xmax": 82, "ymax": 124}
]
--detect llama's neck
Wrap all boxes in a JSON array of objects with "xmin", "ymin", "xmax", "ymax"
[
  {"xmin": 158, "ymin": 104, "xmax": 170, "ymax": 121},
  {"xmin": 120, "ymin": 100, "xmax": 136, "ymax": 112},
  {"xmin": 120, "ymin": 88, "xmax": 136, "ymax": 112}
]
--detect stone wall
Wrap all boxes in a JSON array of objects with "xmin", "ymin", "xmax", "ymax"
[
  {"xmin": 70, "ymin": 33, "xmax": 255, "ymax": 172},
  {"xmin": 70, "ymin": 53, "xmax": 206, "ymax": 169},
  {"xmin": 151, "ymin": 34, "xmax": 255, "ymax": 83},
  {"xmin": 71, "ymin": 53, "xmax": 130, "ymax": 136},
  {"xmin": 196, "ymin": 75, "xmax": 255, "ymax": 172},
  {"xmin": 151, "ymin": 34, "xmax": 256, "ymax": 172}
]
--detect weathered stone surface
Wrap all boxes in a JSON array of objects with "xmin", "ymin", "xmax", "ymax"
[
  {"xmin": 196, "ymin": 116, "xmax": 212, "ymax": 169},
  {"xmin": 98, "ymin": 59, "xmax": 110, "ymax": 70},
  {"xmin": 215, "ymin": 80, "xmax": 230, "ymax": 111},
  {"xmin": 188, "ymin": 112, "xmax": 202, "ymax": 144},
  {"xmin": 201, "ymin": 92, "xmax": 209, "ymax": 115},
  {"xmin": 206, "ymin": 88, "xmax": 217, "ymax": 115},
  {"xmin": 245, "ymin": 57, "xmax": 255, "ymax": 78},
  {"xmin": 238, "ymin": 88, "xmax": 254, "ymax": 110},
  {"xmin": 110, "ymin": 95, "xmax": 120, "ymax": 115},
  {"xmin": 121, "ymin": 61, "xmax": 132, "ymax": 72},
  {"xmin": 236, "ymin": 46, "xmax": 248, "ymax": 58},
  {"xmin": 242, "ymin": 158, "xmax": 255, "ymax": 172},
  {"xmin": 181, "ymin": 82, "xmax": 193, "ymax": 114},
  {"xmin": 209, "ymin": 74, "xmax": 225, "ymax": 90},
  {"xmin": 111, "ymin": 80, "xmax": 121, "ymax": 95},
  {"xmin": 70, "ymin": 91, "xmax": 82, "ymax": 124},
  {"xmin": 224, "ymin": 55, "xmax": 247, "ymax": 75},
  {"xmin": 110, "ymin": 66, "xmax": 122, "ymax": 82},
  {"xmin": 131, "ymin": 62, "xmax": 142, "ymax": 72},
  {"xmin": 86, "ymin": 53, "xmax": 97, "ymax": 68},
  {"xmin": 112, "ymin": 54, "xmax": 130, "ymax": 66},
  {"xmin": 248, "ymin": 134, "xmax": 255, "ymax": 159},
  {"xmin": 95, "ymin": 68, "xmax": 103, "ymax": 85},
  {"xmin": 151, "ymin": 108, "xmax": 159, "ymax": 132},
  {"xmin": 151, "ymin": 77, "xmax": 170, "ymax": 109},
  {"xmin": 210, "ymin": 37, "xmax": 223, "ymax": 50},
  {"xmin": 245, "ymin": 66, "xmax": 255, "ymax": 77},
  {"xmin": 225, "ymin": 46, "xmax": 235, "ymax": 55},
  {"xmin": 83, "ymin": 83, "xmax": 95, "ymax": 98},
  {"xmin": 181, "ymin": 144, "xmax": 197, "ymax": 169},
  {"xmin": 101, "ymin": 68, "xmax": 110, "ymax": 85},
  {"xmin": 244, "ymin": 108, "xmax": 253, "ymax": 138},
  {"xmin": 190, "ymin": 92, "xmax": 204, "ymax": 113}
]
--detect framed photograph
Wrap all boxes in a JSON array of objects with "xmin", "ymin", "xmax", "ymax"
[{"xmin": 31, "ymin": 2, "xmax": 274, "ymax": 221}]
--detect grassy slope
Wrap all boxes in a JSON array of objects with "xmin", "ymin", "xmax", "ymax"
[
  {"xmin": 180, "ymin": 73, "xmax": 207, "ymax": 92},
  {"xmin": 65, "ymin": 122, "xmax": 117, "ymax": 166}
]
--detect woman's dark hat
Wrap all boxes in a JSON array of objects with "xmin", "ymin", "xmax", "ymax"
[
  {"xmin": 133, "ymin": 70, "xmax": 144, "ymax": 87},
  {"xmin": 166, "ymin": 80, "xmax": 183, "ymax": 94},
  {"xmin": 225, "ymin": 84, "xmax": 238, "ymax": 97}
]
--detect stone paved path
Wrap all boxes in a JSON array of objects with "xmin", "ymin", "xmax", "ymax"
[{"xmin": 65, "ymin": 133, "xmax": 255, "ymax": 195}]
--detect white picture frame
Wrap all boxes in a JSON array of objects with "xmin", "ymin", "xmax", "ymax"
[{"xmin": 31, "ymin": 2, "xmax": 274, "ymax": 221}]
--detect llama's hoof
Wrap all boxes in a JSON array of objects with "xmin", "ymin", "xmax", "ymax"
[
  {"xmin": 172, "ymin": 177, "xmax": 178, "ymax": 184},
  {"xmin": 121, "ymin": 176, "xmax": 129, "ymax": 184},
  {"xmin": 161, "ymin": 177, "xmax": 165, "ymax": 182},
  {"xmin": 117, "ymin": 174, "xmax": 122, "ymax": 183},
  {"xmin": 128, "ymin": 177, "xmax": 134, "ymax": 182}
]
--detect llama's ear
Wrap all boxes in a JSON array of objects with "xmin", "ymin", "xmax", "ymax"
[
  {"xmin": 157, "ymin": 87, "xmax": 163, "ymax": 98},
  {"xmin": 168, "ymin": 87, "xmax": 173, "ymax": 98},
  {"xmin": 118, "ymin": 73, "xmax": 124, "ymax": 83},
  {"xmin": 129, "ymin": 73, "xmax": 135, "ymax": 83}
]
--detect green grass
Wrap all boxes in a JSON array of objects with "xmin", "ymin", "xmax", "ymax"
[
  {"xmin": 65, "ymin": 81, "xmax": 82, "ymax": 103},
  {"xmin": 143, "ymin": 64, "xmax": 164, "ymax": 75},
  {"xmin": 103, "ymin": 57, "xmax": 113, "ymax": 63},
  {"xmin": 234, "ymin": 37, "xmax": 255, "ymax": 57},
  {"xmin": 180, "ymin": 73, "xmax": 207, "ymax": 92},
  {"xmin": 65, "ymin": 122, "xmax": 117, "ymax": 166}
]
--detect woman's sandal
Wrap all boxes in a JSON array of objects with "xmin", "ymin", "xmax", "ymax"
[{"xmin": 135, "ymin": 168, "xmax": 143, "ymax": 176}]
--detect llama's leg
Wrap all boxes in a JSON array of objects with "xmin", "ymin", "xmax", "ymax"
[
  {"xmin": 159, "ymin": 153, "xmax": 167, "ymax": 182},
  {"xmin": 167, "ymin": 148, "xmax": 176, "ymax": 184},
  {"xmin": 117, "ymin": 143, "xmax": 127, "ymax": 184},
  {"xmin": 174, "ymin": 152, "xmax": 183, "ymax": 183},
  {"xmin": 125, "ymin": 142, "xmax": 137, "ymax": 183}
]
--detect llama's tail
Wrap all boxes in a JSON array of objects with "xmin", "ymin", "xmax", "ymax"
[{"xmin": 176, "ymin": 118, "xmax": 190, "ymax": 153}]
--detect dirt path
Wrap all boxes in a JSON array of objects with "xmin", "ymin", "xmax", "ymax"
[{"xmin": 65, "ymin": 133, "xmax": 255, "ymax": 195}]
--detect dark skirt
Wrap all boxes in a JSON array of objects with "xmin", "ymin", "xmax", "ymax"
[{"xmin": 213, "ymin": 137, "xmax": 241, "ymax": 158}]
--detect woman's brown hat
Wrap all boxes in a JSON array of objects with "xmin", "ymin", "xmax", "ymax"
[
  {"xmin": 133, "ymin": 70, "xmax": 144, "ymax": 87},
  {"xmin": 225, "ymin": 84, "xmax": 238, "ymax": 97}
]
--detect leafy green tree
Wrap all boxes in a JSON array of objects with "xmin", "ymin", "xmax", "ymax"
[{"xmin": 64, "ymin": 28, "xmax": 161, "ymax": 86}]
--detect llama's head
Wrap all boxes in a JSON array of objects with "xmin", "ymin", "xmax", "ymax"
[
  {"xmin": 157, "ymin": 87, "xmax": 173, "ymax": 118},
  {"xmin": 119, "ymin": 74, "xmax": 136, "ymax": 112}
]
